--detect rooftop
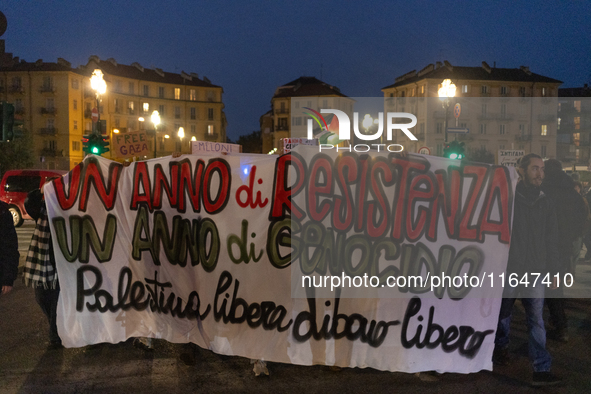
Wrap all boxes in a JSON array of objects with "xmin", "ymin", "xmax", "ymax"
[{"xmin": 273, "ymin": 76, "xmax": 347, "ymax": 98}]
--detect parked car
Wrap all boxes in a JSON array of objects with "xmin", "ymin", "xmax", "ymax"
[{"xmin": 0, "ymin": 169, "xmax": 67, "ymax": 227}]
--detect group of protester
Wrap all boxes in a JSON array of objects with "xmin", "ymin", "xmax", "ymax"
[
  {"xmin": 0, "ymin": 154, "xmax": 590, "ymax": 386},
  {"xmin": 492, "ymin": 153, "xmax": 590, "ymax": 387}
]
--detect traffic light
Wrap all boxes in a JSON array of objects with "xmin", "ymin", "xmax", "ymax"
[
  {"xmin": 443, "ymin": 140, "xmax": 465, "ymax": 160},
  {"xmin": 83, "ymin": 133, "xmax": 110, "ymax": 155},
  {"xmin": 1, "ymin": 102, "xmax": 15, "ymax": 141}
]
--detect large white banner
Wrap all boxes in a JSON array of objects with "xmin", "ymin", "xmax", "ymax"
[{"xmin": 45, "ymin": 147, "xmax": 517, "ymax": 373}]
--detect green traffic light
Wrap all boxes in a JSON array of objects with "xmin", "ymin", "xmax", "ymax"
[
  {"xmin": 92, "ymin": 146, "xmax": 99, "ymax": 154},
  {"xmin": 449, "ymin": 153, "xmax": 458, "ymax": 159}
]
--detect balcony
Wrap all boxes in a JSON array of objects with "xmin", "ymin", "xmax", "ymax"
[
  {"xmin": 515, "ymin": 134, "xmax": 532, "ymax": 142},
  {"xmin": 275, "ymin": 108, "xmax": 290, "ymax": 114},
  {"xmin": 9, "ymin": 85, "xmax": 24, "ymax": 94},
  {"xmin": 39, "ymin": 85, "xmax": 56, "ymax": 93},
  {"xmin": 276, "ymin": 125, "xmax": 289, "ymax": 131},
  {"xmin": 41, "ymin": 107, "xmax": 58, "ymax": 115},
  {"xmin": 538, "ymin": 114, "xmax": 556, "ymax": 122},
  {"xmin": 39, "ymin": 127, "xmax": 57, "ymax": 135},
  {"xmin": 40, "ymin": 148, "xmax": 63, "ymax": 157},
  {"xmin": 204, "ymin": 132, "xmax": 219, "ymax": 141}
]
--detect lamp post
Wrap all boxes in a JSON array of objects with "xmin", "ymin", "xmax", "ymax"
[
  {"xmin": 151, "ymin": 110, "xmax": 160, "ymax": 158},
  {"xmin": 90, "ymin": 69, "xmax": 106, "ymax": 137},
  {"xmin": 438, "ymin": 79, "xmax": 456, "ymax": 143}
]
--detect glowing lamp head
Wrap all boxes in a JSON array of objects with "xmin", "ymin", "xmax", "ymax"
[
  {"xmin": 90, "ymin": 69, "xmax": 107, "ymax": 95},
  {"xmin": 151, "ymin": 110, "xmax": 161, "ymax": 126},
  {"xmin": 438, "ymin": 79, "xmax": 456, "ymax": 100}
]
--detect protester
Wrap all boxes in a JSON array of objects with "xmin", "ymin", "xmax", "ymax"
[
  {"xmin": 0, "ymin": 201, "xmax": 20, "ymax": 297},
  {"xmin": 22, "ymin": 180, "xmax": 62, "ymax": 349},
  {"xmin": 541, "ymin": 160, "xmax": 587, "ymax": 343},
  {"xmin": 493, "ymin": 153, "xmax": 562, "ymax": 387}
]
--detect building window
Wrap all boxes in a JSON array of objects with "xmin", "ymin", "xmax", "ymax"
[
  {"xmin": 190, "ymin": 107, "xmax": 196, "ymax": 120},
  {"xmin": 421, "ymin": 86, "xmax": 425, "ymax": 94},
  {"xmin": 175, "ymin": 106, "xmax": 181, "ymax": 119},
  {"xmin": 499, "ymin": 144, "xmax": 505, "ymax": 150},
  {"xmin": 114, "ymin": 98, "xmax": 121, "ymax": 113},
  {"xmin": 519, "ymin": 124, "xmax": 526, "ymax": 135},
  {"xmin": 436, "ymin": 123, "xmax": 443, "ymax": 134},
  {"xmin": 500, "ymin": 103, "xmax": 507, "ymax": 118},
  {"xmin": 115, "ymin": 80, "xmax": 122, "ymax": 93},
  {"xmin": 541, "ymin": 125, "xmax": 547, "ymax": 136},
  {"xmin": 159, "ymin": 104, "xmax": 165, "ymax": 115},
  {"xmin": 73, "ymin": 120, "xmax": 78, "ymax": 130},
  {"xmin": 481, "ymin": 104, "xmax": 487, "ymax": 115},
  {"xmin": 115, "ymin": 118, "xmax": 120, "ymax": 127},
  {"xmin": 128, "ymin": 101, "xmax": 135, "ymax": 114},
  {"xmin": 189, "ymin": 89, "xmax": 196, "ymax": 101},
  {"xmin": 541, "ymin": 145, "xmax": 547, "ymax": 157},
  {"xmin": 519, "ymin": 86, "xmax": 526, "ymax": 97},
  {"xmin": 208, "ymin": 108, "xmax": 214, "ymax": 120},
  {"xmin": 461, "ymin": 85, "xmax": 468, "ymax": 93},
  {"xmin": 481, "ymin": 85, "xmax": 489, "ymax": 95},
  {"xmin": 294, "ymin": 117, "xmax": 302, "ymax": 126},
  {"xmin": 174, "ymin": 88, "xmax": 181, "ymax": 100},
  {"xmin": 46, "ymin": 98, "xmax": 55, "ymax": 109},
  {"xmin": 575, "ymin": 117, "xmax": 581, "ymax": 130},
  {"xmin": 143, "ymin": 85, "xmax": 149, "ymax": 97},
  {"xmin": 158, "ymin": 86, "xmax": 165, "ymax": 98},
  {"xmin": 420, "ymin": 123, "xmax": 425, "ymax": 135},
  {"xmin": 322, "ymin": 99, "xmax": 328, "ymax": 108},
  {"xmin": 128, "ymin": 120, "xmax": 136, "ymax": 130},
  {"xmin": 11, "ymin": 76, "xmax": 22, "ymax": 89},
  {"xmin": 71, "ymin": 79, "xmax": 79, "ymax": 89},
  {"xmin": 574, "ymin": 101, "xmax": 581, "ymax": 112},
  {"xmin": 143, "ymin": 102, "xmax": 149, "ymax": 114},
  {"xmin": 542, "ymin": 87, "xmax": 547, "ymax": 97},
  {"xmin": 72, "ymin": 140, "xmax": 80, "ymax": 151},
  {"xmin": 208, "ymin": 125, "xmax": 214, "ymax": 135},
  {"xmin": 47, "ymin": 119, "xmax": 55, "ymax": 129},
  {"xmin": 85, "ymin": 121, "xmax": 91, "ymax": 132},
  {"xmin": 207, "ymin": 90, "xmax": 214, "ymax": 101},
  {"xmin": 129, "ymin": 82, "xmax": 135, "ymax": 94},
  {"xmin": 295, "ymin": 101, "xmax": 300, "ymax": 109},
  {"xmin": 500, "ymin": 86, "xmax": 508, "ymax": 96},
  {"xmin": 480, "ymin": 124, "xmax": 487, "ymax": 134},
  {"xmin": 436, "ymin": 144, "xmax": 442, "ymax": 156},
  {"xmin": 499, "ymin": 124, "xmax": 506, "ymax": 135},
  {"xmin": 190, "ymin": 124, "xmax": 196, "ymax": 134},
  {"xmin": 557, "ymin": 117, "xmax": 561, "ymax": 130},
  {"xmin": 73, "ymin": 100, "xmax": 77, "ymax": 110},
  {"xmin": 42, "ymin": 76, "xmax": 53, "ymax": 91}
]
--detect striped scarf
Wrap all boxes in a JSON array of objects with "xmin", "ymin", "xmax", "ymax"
[{"xmin": 23, "ymin": 205, "xmax": 57, "ymax": 289}]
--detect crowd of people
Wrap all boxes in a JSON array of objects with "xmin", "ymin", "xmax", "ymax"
[{"xmin": 1, "ymin": 154, "xmax": 590, "ymax": 387}]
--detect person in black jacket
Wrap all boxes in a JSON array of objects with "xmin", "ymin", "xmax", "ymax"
[
  {"xmin": 541, "ymin": 160, "xmax": 587, "ymax": 342},
  {"xmin": 24, "ymin": 184, "xmax": 62, "ymax": 349},
  {"xmin": 493, "ymin": 154, "xmax": 562, "ymax": 387},
  {"xmin": 0, "ymin": 201, "xmax": 19, "ymax": 296}
]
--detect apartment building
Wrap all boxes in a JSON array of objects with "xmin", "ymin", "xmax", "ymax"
[
  {"xmin": 0, "ymin": 47, "xmax": 226, "ymax": 170},
  {"xmin": 382, "ymin": 61, "xmax": 562, "ymax": 160},
  {"xmin": 82, "ymin": 56, "xmax": 226, "ymax": 159},
  {"xmin": 557, "ymin": 85, "xmax": 591, "ymax": 166},
  {"xmin": 262, "ymin": 76, "xmax": 354, "ymax": 154}
]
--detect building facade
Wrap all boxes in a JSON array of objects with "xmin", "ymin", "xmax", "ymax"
[
  {"xmin": 0, "ymin": 48, "xmax": 225, "ymax": 170},
  {"xmin": 262, "ymin": 76, "xmax": 353, "ymax": 154},
  {"xmin": 557, "ymin": 85, "xmax": 591, "ymax": 166},
  {"xmin": 382, "ymin": 61, "xmax": 562, "ymax": 161}
]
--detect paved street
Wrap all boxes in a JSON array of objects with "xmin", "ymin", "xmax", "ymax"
[{"xmin": 1, "ymin": 254, "xmax": 591, "ymax": 393}]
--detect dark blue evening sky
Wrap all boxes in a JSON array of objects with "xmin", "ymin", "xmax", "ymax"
[{"xmin": 2, "ymin": 1, "xmax": 590, "ymax": 141}]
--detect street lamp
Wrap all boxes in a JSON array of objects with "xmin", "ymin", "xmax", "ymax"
[
  {"xmin": 178, "ymin": 127, "xmax": 184, "ymax": 153},
  {"xmin": 438, "ymin": 79, "xmax": 456, "ymax": 143},
  {"xmin": 90, "ymin": 69, "xmax": 106, "ymax": 137},
  {"xmin": 151, "ymin": 110, "xmax": 160, "ymax": 158}
]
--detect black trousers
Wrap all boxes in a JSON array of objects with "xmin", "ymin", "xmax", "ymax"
[
  {"xmin": 35, "ymin": 284, "xmax": 61, "ymax": 343},
  {"xmin": 545, "ymin": 286, "xmax": 567, "ymax": 330}
]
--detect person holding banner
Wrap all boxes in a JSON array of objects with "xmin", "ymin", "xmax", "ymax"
[
  {"xmin": 493, "ymin": 153, "xmax": 562, "ymax": 387},
  {"xmin": 541, "ymin": 159, "xmax": 587, "ymax": 343},
  {"xmin": 0, "ymin": 201, "xmax": 19, "ymax": 297},
  {"xmin": 23, "ymin": 181, "xmax": 62, "ymax": 350}
]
